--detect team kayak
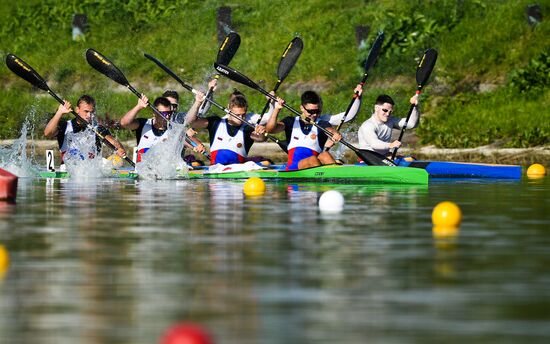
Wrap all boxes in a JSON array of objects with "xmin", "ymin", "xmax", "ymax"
[
  {"xmin": 186, "ymin": 164, "xmax": 429, "ymax": 184},
  {"xmin": 38, "ymin": 164, "xmax": 429, "ymax": 184},
  {"xmin": 393, "ymin": 159, "xmax": 522, "ymax": 179}
]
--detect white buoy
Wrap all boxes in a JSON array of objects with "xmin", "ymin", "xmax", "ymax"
[{"xmin": 318, "ymin": 190, "xmax": 345, "ymax": 213}]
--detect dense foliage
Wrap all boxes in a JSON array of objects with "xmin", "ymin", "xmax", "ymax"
[{"xmin": 0, "ymin": 0, "xmax": 548, "ymax": 147}]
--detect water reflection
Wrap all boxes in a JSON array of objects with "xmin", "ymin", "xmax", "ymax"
[{"xmin": 0, "ymin": 177, "xmax": 549, "ymax": 343}]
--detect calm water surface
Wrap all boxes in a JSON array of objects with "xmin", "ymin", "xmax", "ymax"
[{"xmin": 0, "ymin": 176, "xmax": 549, "ymax": 343}]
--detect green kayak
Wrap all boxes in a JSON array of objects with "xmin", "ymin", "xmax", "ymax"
[
  {"xmin": 38, "ymin": 164, "xmax": 428, "ymax": 185},
  {"xmin": 38, "ymin": 169, "xmax": 138, "ymax": 179},
  {"xmin": 186, "ymin": 164, "xmax": 428, "ymax": 185}
]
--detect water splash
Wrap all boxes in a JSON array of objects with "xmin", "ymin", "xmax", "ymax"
[
  {"xmin": 136, "ymin": 122, "xmax": 189, "ymax": 180},
  {"xmin": 332, "ymin": 126, "xmax": 356, "ymax": 161},
  {"xmin": 0, "ymin": 114, "xmax": 39, "ymax": 177},
  {"xmin": 63, "ymin": 128, "xmax": 111, "ymax": 180}
]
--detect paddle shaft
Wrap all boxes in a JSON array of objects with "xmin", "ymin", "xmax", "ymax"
[
  {"xmin": 389, "ymin": 48, "xmax": 437, "ymax": 160},
  {"xmin": 326, "ymin": 33, "xmax": 385, "ymax": 151},
  {"xmin": 257, "ymin": 80, "xmax": 281, "ymax": 124},
  {"xmin": 197, "ymin": 78, "xmax": 216, "ymax": 115},
  {"xmin": 322, "ymin": 80, "xmax": 364, "ymax": 153},
  {"xmin": 390, "ymin": 89, "xmax": 421, "ymax": 160},
  {"xmin": 48, "ymin": 89, "xmax": 135, "ymax": 167}
]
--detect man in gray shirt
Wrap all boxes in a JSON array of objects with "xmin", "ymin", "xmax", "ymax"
[{"xmin": 357, "ymin": 94, "xmax": 419, "ymax": 157}]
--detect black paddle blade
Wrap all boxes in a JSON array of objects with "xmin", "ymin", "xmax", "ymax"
[
  {"xmin": 416, "ymin": 48, "xmax": 438, "ymax": 87},
  {"xmin": 277, "ymin": 36, "xmax": 303, "ymax": 81},
  {"xmin": 214, "ymin": 62, "xmax": 265, "ymax": 94},
  {"xmin": 364, "ymin": 32, "xmax": 384, "ymax": 72},
  {"xmin": 5, "ymin": 54, "xmax": 50, "ymax": 91},
  {"xmin": 358, "ymin": 149, "xmax": 397, "ymax": 167},
  {"xmin": 86, "ymin": 49, "xmax": 130, "ymax": 87},
  {"xmin": 217, "ymin": 32, "xmax": 241, "ymax": 65}
]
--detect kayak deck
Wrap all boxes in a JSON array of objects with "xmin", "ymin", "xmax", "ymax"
[
  {"xmin": 394, "ymin": 159, "xmax": 522, "ymax": 179},
  {"xmin": 186, "ymin": 164, "xmax": 429, "ymax": 184},
  {"xmin": 38, "ymin": 169, "xmax": 138, "ymax": 179}
]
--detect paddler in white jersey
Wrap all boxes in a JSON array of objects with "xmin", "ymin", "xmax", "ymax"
[
  {"xmin": 187, "ymin": 89, "xmax": 268, "ymax": 165},
  {"xmin": 357, "ymin": 94, "xmax": 419, "ymax": 158},
  {"xmin": 44, "ymin": 94, "xmax": 127, "ymax": 164},
  {"xmin": 266, "ymin": 91, "xmax": 343, "ymax": 170},
  {"xmin": 119, "ymin": 94, "xmax": 204, "ymax": 163}
]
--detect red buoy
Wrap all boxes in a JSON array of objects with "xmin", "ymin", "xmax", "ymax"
[
  {"xmin": 0, "ymin": 168, "xmax": 17, "ymax": 202},
  {"xmin": 159, "ymin": 322, "xmax": 214, "ymax": 344}
]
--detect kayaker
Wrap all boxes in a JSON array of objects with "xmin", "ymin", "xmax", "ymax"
[
  {"xmin": 265, "ymin": 91, "xmax": 342, "ymax": 170},
  {"xmin": 120, "ymin": 94, "xmax": 205, "ymax": 163},
  {"xmin": 187, "ymin": 89, "xmax": 268, "ymax": 165},
  {"xmin": 357, "ymin": 94, "xmax": 419, "ymax": 158},
  {"xmin": 44, "ymin": 94, "xmax": 127, "ymax": 164}
]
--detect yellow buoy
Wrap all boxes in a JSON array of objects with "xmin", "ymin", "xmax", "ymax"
[
  {"xmin": 0, "ymin": 245, "xmax": 9, "ymax": 278},
  {"xmin": 432, "ymin": 225, "xmax": 460, "ymax": 239},
  {"xmin": 432, "ymin": 201, "xmax": 462, "ymax": 227},
  {"xmin": 243, "ymin": 177, "xmax": 266, "ymax": 196},
  {"xmin": 527, "ymin": 163, "xmax": 546, "ymax": 178}
]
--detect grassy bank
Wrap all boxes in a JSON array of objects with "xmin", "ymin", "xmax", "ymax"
[{"xmin": 1, "ymin": 0, "xmax": 548, "ymax": 147}]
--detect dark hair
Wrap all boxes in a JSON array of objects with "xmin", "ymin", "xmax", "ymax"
[
  {"xmin": 153, "ymin": 97, "xmax": 172, "ymax": 108},
  {"xmin": 77, "ymin": 94, "xmax": 96, "ymax": 107},
  {"xmin": 375, "ymin": 94, "xmax": 395, "ymax": 106},
  {"xmin": 301, "ymin": 90, "xmax": 322, "ymax": 107},
  {"xmin": 229, "ymin": 89, "xmax": 247, "ymax": 109},
  {"xmin": 162, "ymin": 90, "xmax": 179, "ymax": 102}
]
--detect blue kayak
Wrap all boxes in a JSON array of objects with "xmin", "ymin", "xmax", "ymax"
[{"xmin": 393, "ymin": 159, "xmax": 522, "ymax": 179}]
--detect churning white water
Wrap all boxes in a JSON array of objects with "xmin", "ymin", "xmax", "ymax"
[{"xmin": 135, "ymin": 121, "xmax": 189, "ymax": 180}]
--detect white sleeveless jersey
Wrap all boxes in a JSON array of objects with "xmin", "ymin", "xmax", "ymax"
[
  {"xmin": 59, "ymin": 120, "xmax": 75, "ymax": 154},
  {"xmin": 137, "ymin": 119, "xmax": 169, "ymax": 152},
  {"xmin": 210, "ymin": 119, "xmax": 247, "ymax": 157},
  {"xmin": 287, "ymin": 116, "xmax": 322, "ymax": 153}
]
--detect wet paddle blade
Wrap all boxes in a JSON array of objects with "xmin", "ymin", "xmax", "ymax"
[
  {"xmin": 214, "ymin": 62, "xmax": 267, "ymax": 96},
  {"xmin": 5, "ymin": 54, "xmax": 50, "ymax": 91},
  {"xmin": 217, "ymin": 32, "xmax": 241, "ymax": 65},
  {"xmin": 363, "ymin": 32, "xmax": 384, "ymax": 72},
  {"xmin": 86, "ymin": 49, "xmax": 130, "ymax": 87},
  {"xmin": 277, "ymin": 36, "xmax": 303, "ymax": 81},
  {"xmin": 357, "ymin": 149, "xmax": 397, "ymax": 166},
  {"xmin": 416, "ymin": 48, "xmax": 438, "ymax": 87}
]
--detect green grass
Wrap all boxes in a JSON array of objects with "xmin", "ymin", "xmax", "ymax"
[{"xmin": 0, "ymin": 0, "xmax": 548, "ymax": 148}]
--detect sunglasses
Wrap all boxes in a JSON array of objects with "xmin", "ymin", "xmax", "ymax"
[
  {"xmin": 159, "ymin": 110, "xmax": 174, "ymax": 117},
  {"xmin": 378, "ymin": 106, "xmax": 393, "ymax": 114},
  {"xmin": 170, "ymin": 103, "xmax": 179, "ymax": 111},
  {"xmin": 304, "ymin": 108, "xmax": 321, "ymax": 115}
]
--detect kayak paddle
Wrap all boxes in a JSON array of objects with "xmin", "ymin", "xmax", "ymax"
[
  {"xmin": 256, "ymin": 36, "xmax": 304, "ymax": 152},
  {"xmin": 325, "ymin": 32, "xmax": 385, "ymax": 154},
  {"xmin": 198, "ymin": 32, "xmax": 241, "ymax": 115},
  {"xmin": 85, "ymin": 48, "xmax": 210, "ymax": 160},
  {"xmin": 390, "ymin": 48, "xmax": 438, "ymax": 161},
  {"xmin": 214, "ymin": 62, "xmax": 397, "ymax": 167},
  {"xmin": 144, "ymin": 53, "xmax": 288, "ymax": 148},
  {"xmin": 5, "ymin": 53, "xmax": 135, "ymax": 167}
]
